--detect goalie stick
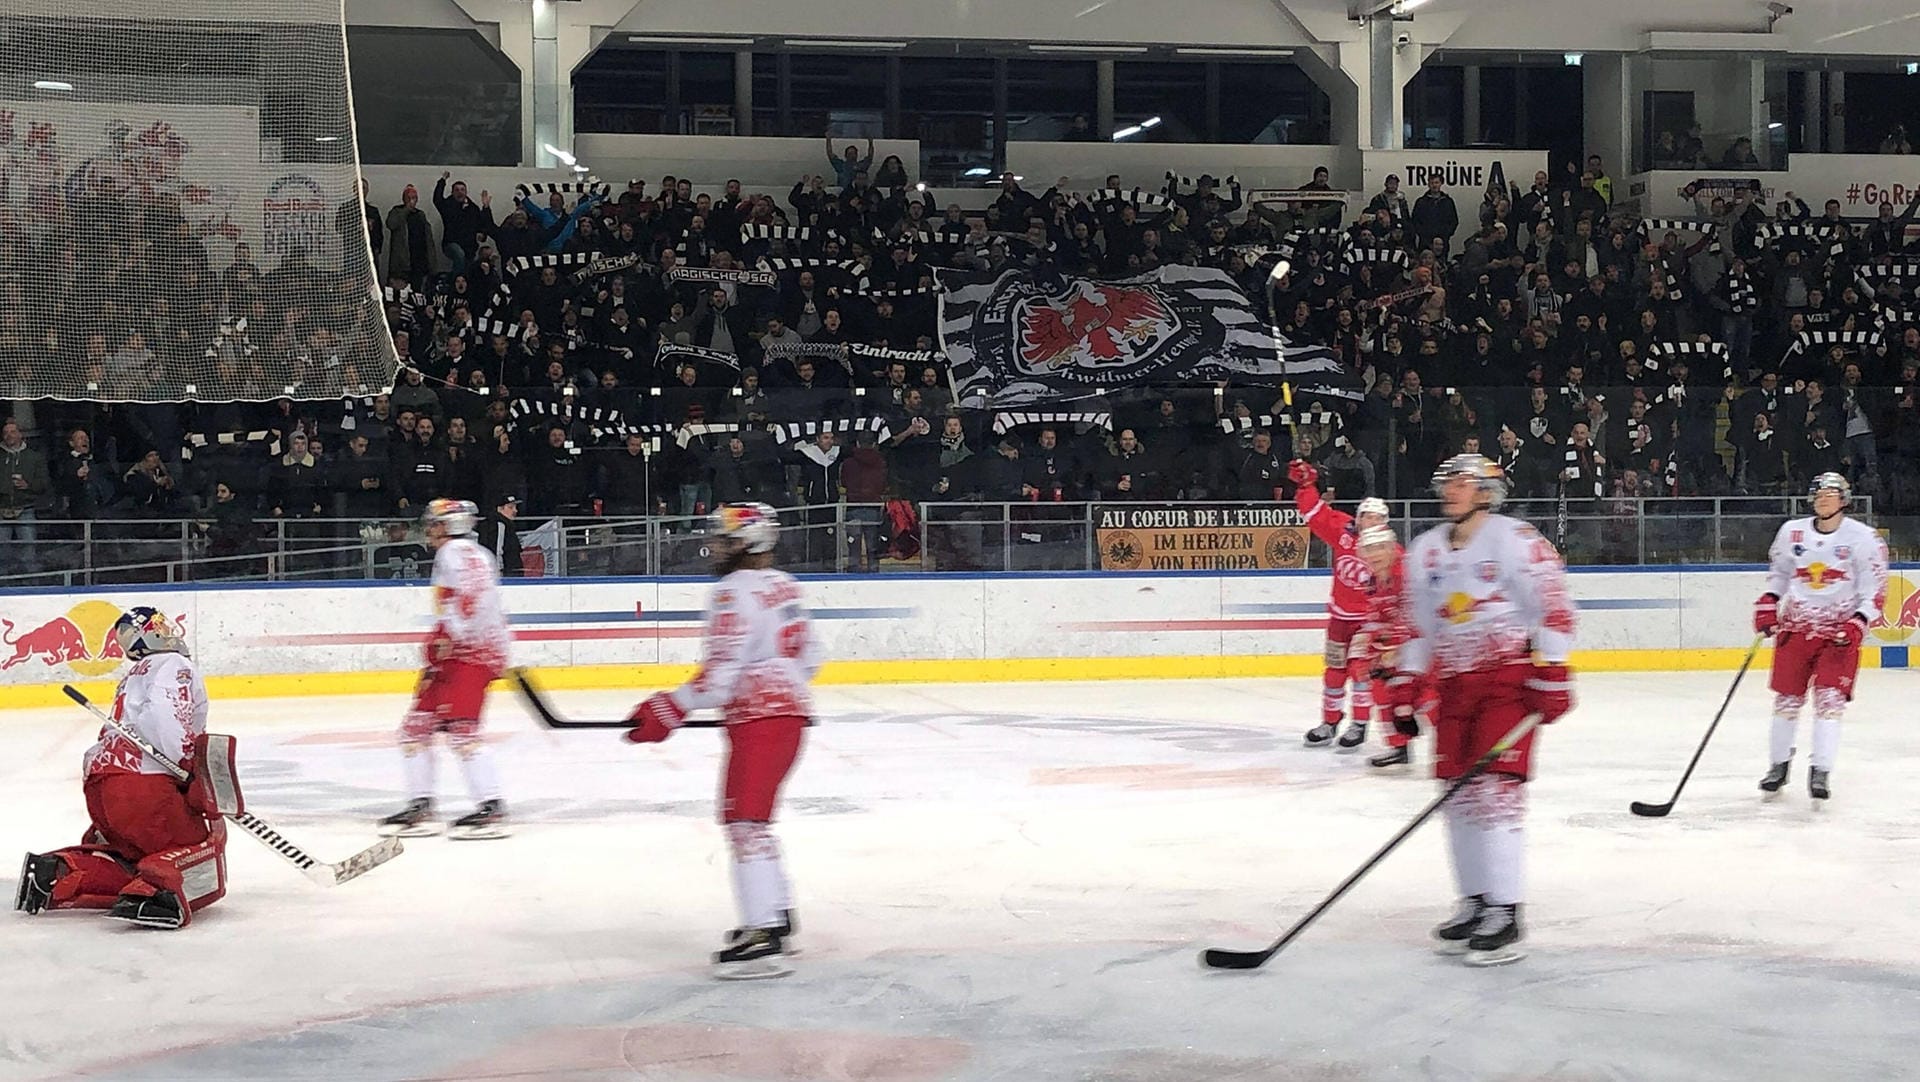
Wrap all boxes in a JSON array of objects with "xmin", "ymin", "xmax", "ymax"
[
  {"xmin": 510, "ymin": 667, "xmax": 721, "ymax": 730},
  {"xmin": 62, "ymin": 685, "xmax": 403, "ymax": 888},
  {"xmin": 1200, "ymin": 712, "xmax": 1543, "ymax": 971},
  {"xmin": 1629, "ymin": 635, "xmax": 1764, "ymax": 818}
]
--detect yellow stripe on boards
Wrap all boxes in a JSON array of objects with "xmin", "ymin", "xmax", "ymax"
[{"xmin": 0, "ymin": 646, "xmax": 1879, "ymax": 710}]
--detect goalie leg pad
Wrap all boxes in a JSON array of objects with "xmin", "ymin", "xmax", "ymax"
[
  {"xmin": 120, "ymin": 828, "xmax": 227, "ymax": 928},
  {"xmin": 32, "ymin": 846, "xmax": 138, "ymax": 911},
  {"xmin": 720, "ymin": 716, "xmax": 807, "ymax": 824}
]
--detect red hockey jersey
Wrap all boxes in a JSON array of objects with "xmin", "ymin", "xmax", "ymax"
[{"xmin": 1296, "ymin": 481, "xmax": 1373, "ymax": 621}]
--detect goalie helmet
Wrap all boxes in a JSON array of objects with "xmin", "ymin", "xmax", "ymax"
[
  {"xmin": 1431, "ymin": 453, "xmax": 1508, "ymax": 509},
  {"xmin": 1356, "ymin": 496, "xmax": 1390, "ymax": 520},
  {"xmin": 711, "ymin": 502, "xmax": 779, "ymax": 554},
  {"xmin": 422, "ymin": 497, "xmax": 478, "ymax": 537},
  {"xmin": 112, "ymin": 606, "xmax": 187, "ymax": 661},
  {"xmin": 1808, "ymin": 471, "xmax": 1851, "ymax": 503}
]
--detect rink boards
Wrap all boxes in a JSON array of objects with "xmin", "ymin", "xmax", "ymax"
[{"xmin": 3, "ymin": 565, "xmax": 1918, "ymax": 706}]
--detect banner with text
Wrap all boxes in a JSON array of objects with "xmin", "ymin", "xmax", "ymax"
[
  {"xmin": 1359, "ymin": 149, "xmax": 1550, "ymax": 244},
  {"xmin": 1094, "ymin": 504, "xmax": 1310, "ymax": 572}
]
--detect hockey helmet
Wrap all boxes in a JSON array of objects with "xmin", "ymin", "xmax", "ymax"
[
  {"xmin": 1808, "ymin": 471, "xmax": 1851, "ymax": 503},
  {"xmin": 1431, "ymin": 453, "xmax": 1508, "ymax": 509},
  {"xmin": 1356, "ymin": 496, "xmax": 1390, "ymax": 520},
  {"xmin": 422, "ymin": 497, "xmax": 478, "ymax": 537},
  {"xmin": 711, "ymin": 502, "xmax": 780, "ymax": 555},
  {"xmin": 1358, "ymin": 524, "xmax": 1398, "ymax": 549},
  {"xmin": 112, "ymin": 606, "xmax": 187, "ymax": 661}
]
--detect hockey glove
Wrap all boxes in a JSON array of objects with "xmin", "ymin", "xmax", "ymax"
[
  {"xmin": 1287, "ymin": 459, "xmax": 1317, "ymax": 488},
  {"xmin": 624, "ymin": 692, "xmax": 686, "ymax": 744},
  {"xmin": 425, "ymin": 627, "xmax": 455, "ymax": 666},
  {"xmin": 1752, "ymin": 594, "xmax": 1780, "ymax": 637},
  {"xmin": 1523, "ymin": 662, "xmax": 1575, "ymax": 724},
  {"xmin": 1837, "ymin": 615, "xmax": 1868, "ymax": 648}
]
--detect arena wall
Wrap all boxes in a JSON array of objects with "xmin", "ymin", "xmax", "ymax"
[{"xmin": 4, "ymin": 567, "xmax": 1917, "ymax": 708}]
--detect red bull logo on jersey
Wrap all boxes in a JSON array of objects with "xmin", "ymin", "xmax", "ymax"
[
  {"xmin": 0, "ymin": 600, "xmax": 177, "ymax": 677},
  {"xmin": 1870, "ymin": 573, "xmax": 1920, "ymax": 645},
  {"xmin": 1795, "ymin": 562, "xmax": 1848, "ymax": 590}
]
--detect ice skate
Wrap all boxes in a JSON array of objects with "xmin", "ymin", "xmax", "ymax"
[
  {"xmin": 14, "ymin": 853, "xmax": 62, "ymax": 915},
  {"xmin": 1432, "ymin": 894, "xmax": 1486, "ymax": 955},
  {"xmin": 1808, "ymin": 767, "xmax": 1830, "ymax": 801},
  {"xmin": 712, "ymin": 927, "xmax": 792, "ymax": 980},
  {"xmin": 378, "ymin": 797, "xmax": 439, "ymax": 838},
  {"xmin": 1303, "ymin": 722, "xmax": 1338, "ymax": 747},
  {"xmin": 726, "ymin": 909, "xmax": 799, "ymax": 956},
  {"xmin": 1336, "ymin": 720, "xmax": 1368, "ymax": 751},
  {"xmin": 1758, "ymin": 761, "xmax": 1790, "ymax": 797},
  {"xmin": 1462, "ymin": 903, "xmax": 1525, "ymax": 967},
  {"xmin": 104, "ymin": 889, "xmax": 185, "ymax": 930},
  {"xmin": 447, "ymin": 798, "xmax": 509, "ymax": 840},
  {"xmin": 1368, "ymin": 745, "xmax": 1411, "ymax": 770}
]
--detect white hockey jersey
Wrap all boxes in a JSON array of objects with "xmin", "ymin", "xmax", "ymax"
[
  {"xmin": 84, "ymin": 651, "xmax": 208, "ymax": 780},
  {"xmin": 1400, "ymin": 514, "xmax": 1578, "ymax": 679},
  {"xmin": 1764, "ymin": 515, "xmax": 1888, "ymax": 637},
  {"xmin": 671, "ymin": 567, "xmax": 823, "ymax": 722},
  {"xmin": 432, "ymin": 535, "xmax": 511, "ymax": 672}
]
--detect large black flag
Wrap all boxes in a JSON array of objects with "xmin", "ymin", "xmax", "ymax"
[{"xmin": 937, "ymin": 265, "xmax": 1360, "ymax": 407}]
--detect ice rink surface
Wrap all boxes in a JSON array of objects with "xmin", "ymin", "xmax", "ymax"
[{"xmin": 4, "ymin": 671, "xmax": 1917, "ymax": 1082}]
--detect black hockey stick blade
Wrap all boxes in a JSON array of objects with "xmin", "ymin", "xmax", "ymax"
[
  {"xmin": 510, "ymin": 667, "xmax": 719, "ymax": 729},
  {"xmin": 1626, "ymin": 634, "xmax": 1763, "ymax": 819},
  {"xmin": 1201, "ymin": 712, "xmax": 1544, "ymax": 972}
]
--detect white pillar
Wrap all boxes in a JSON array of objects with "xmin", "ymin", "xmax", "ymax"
[
  {"xmin": 1368, "ymin": 14, "xmax": 1399, "ymax": 150},
  {"xmin": 531, "ymin": 0, "xmax": 560, "ymax": 168}
]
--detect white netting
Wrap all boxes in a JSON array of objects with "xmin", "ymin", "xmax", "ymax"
[{"xmin": 0, "ymin": 1, "xmax": 397, "ymax": 403}]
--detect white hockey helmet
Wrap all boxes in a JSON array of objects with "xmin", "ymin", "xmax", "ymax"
[
  {"xmin": 1808, "ymin": 471, "xmax": 1851, "ymax": 503},
  {"xmin": 422, "ymin": 497, "xmax": 478, "ymax": 537},
  {"xmin": 1431, "ymin": 453, "xmax": 1508, "ymax": 510},
  {"xmin": 711, "ymin": 502, "xmax": 780, "ymax": 555},
  {"xmin": 112, "ymin": 606, "xmax": 187, "ymax": 661},
  {"xmin": 1358, "ymin": 524, "xmax": 1397, "ymax": 549},
  {"xmin": 1356, "ymin": 496, "xmax": 1390, "ymax": 520}
]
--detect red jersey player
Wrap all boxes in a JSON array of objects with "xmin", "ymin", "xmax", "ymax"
[
  {"xmin": 1753, "ymin": 472, "xmax": 1887, "ymax": 801},
  {"xmin": 1401, "ymin": 454, "xmax": 1576, "ymax": 966},
  {"xmin": 16, "ymin": 607, "xmax": 232, "ymax": 929},
  {"xmin": 1288, "ymin": 459, "xmax": 1390, "ymax": 749},
  {"xmin": 379, "ymin": 498, "xmax": 514, "ymax": 840},
  {"xmin": 626, "ymin": 503, "xmax": 823, "ymax": 979},
  {"xmin": 1349, "ymin": 524, "xmax": 1428, "ymax": 771}
]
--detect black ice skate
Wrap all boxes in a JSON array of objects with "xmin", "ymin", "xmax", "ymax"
[
  {"xmin": 14, "ymin": 852, "xmax": 62, "ymax": 915},
  {"xmin": 1809, "ymin": 767, "xmax": 1831, "ymax": 801},
  {"xmin": 726, "ymin": 909, "xmax": 800, "ymax": 955},
  {"xmin": 104, "ymin": 889, "xmax": 184, "ymax": 930},
  {"xmin": 1463, "ymin": 903, "xmax": 1525, "ymax": 967},
  {"xmin": 1336, "ymin": 720, "xmax": 1368, "ymax": 751},
  {"xmin": 1304, "ymin": 722, "xmax": 1338, "ymax": 747},
  {"xmin": 1369, "ymin": 745, "xmax": 1412, "ymax": 770},
  {"xmin": 712, "ymin": 927, "xmax": 793, "ymax": 980},
  {"xmin": 1431, "ymin": 894, "xmax": 1486, "ymax": 955},
  {"xmin": 1758, "ymin": 761, "xmax": 1791, "ymax": 796},
  {"xmin": 448, "ymin": 799, "xmax": 509, "ymax": 841},
  {"xmin": 377, "ymin": 797, "xmax": 439, "ymax": 838}
]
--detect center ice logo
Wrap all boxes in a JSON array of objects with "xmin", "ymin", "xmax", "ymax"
[{"xmin": 1870, "ymin": 573, "xmax": 1920, "ymax": 645}]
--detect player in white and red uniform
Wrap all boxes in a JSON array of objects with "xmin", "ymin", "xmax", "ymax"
[
  {"xmin": 1288, "ymin": 459, "xmax": 1391, "ymax": 749},
  {"xmin": 15, "ymin": 607, "xmax": 230, "ymax": 929},
  {"xmin": 1753, "ymin": 472, "xmax": 1888, "ymax": 801},
  {"xmin": 1349, "ymin": 524, "xmax": 1430, "ymax": 771},
  {"xmin": 626, "ymin": 503, "xmax": 823, "ymax": 980},
  {"xmin": 379, "ymin": 498, "xmax": 514, "ymax": 840},
  {"xmin": 1401, "ymin": 454, "xmax": 1576, "ymax": 967}
]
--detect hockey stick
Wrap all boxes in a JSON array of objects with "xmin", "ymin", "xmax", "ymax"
[
  {"xmin": 62, "ymin": 685, "xmax": 403, "ymax": 888},
  {"xmin": 1628, "ymin": 634, "xmax": 1764, "ymax": 818},
  {"xmin": 510, "ymin": 667, "xmax": 721, "ymax": 730},
  {"xmin": 1200, "ymin": 711, "xmax": 1544, "ymax": 971}
]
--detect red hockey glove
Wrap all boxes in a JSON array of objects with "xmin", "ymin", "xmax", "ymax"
[
  {"xmin": 1523, "ymin": 662, "xmax": 1575, "ymax": 724},
  {"xmin": 624, "ymin": 692, "xmax": 685, "ymax": 744},
  {"xmin": 1837, "ymin": 615, "xmax": 1868, "ymax": 648},
  {"xmin": 1752, "ymin": 594, "xmax": 1780, "ymax": 637},
  {"xmin": 1287, "ymin": 459, "xmax": 1317, "ymax": 488}
]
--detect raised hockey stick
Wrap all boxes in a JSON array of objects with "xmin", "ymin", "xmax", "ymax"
[
  {"xmin": 1200, "ymin": 712, "xmax": 1544, "ymax": 971},
  {"xmin": 510, "ymin": 667, "xmax": 721, "ymax": 730},
  {"xmin": 62, "ymin": 685, "xmax": 403, "ymax": 888},
  {"xmin": 1628, "ymin": 634, "xmax": 1764, "ymax": 818}
]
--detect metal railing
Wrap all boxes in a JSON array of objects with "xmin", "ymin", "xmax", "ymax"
[{"xmin": 0, "ymin": 496, "xmax": 1889, "ymax": 588}]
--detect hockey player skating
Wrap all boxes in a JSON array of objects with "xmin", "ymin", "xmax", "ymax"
[
  {"xmin": 379, "ymin": 498, "xmax": 513, "ymax": 840},
  {"xmin": 1348, "ymin": 524, "xmax": 1427, "ymax": 770},
  {"xmin": 1752, "ymin": 472, "xmax": 1887, "ymax": 802},
  {"xmin": 624, "ymin": 503, "xmax": 821, "ymax": 980},
  {"xmin": 1401, "ymin": 454, "xmax": 1576, "ymax": 966},
  {"xmin": 15, "ymin": 607, "xmax": 235, "ymax": 929},
  {"xmin": 1288, "ymin": 459, "xmax": 1390, "ymax": 749}
]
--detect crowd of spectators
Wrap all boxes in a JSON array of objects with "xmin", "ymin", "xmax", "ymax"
[{"xmin": 7, "ymin": 133, "xmax": 1920, "ymax": 578}]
